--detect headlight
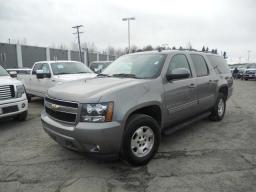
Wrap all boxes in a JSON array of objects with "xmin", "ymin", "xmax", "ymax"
[
  {"xmin": 80, "ymin": 102, "xmax": 113, "ymax": 122},
  {"xmin": 16, "ymin": 85, "xmax": 25, "ymax": 98}
]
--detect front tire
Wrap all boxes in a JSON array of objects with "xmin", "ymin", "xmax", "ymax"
[
  {"xmin": 210, "ymin": 93, "xmax": 226, "ymax": 121},
  {"xmin": 121, "ymin": 114, "xmax": 160, "ymax": 166}
]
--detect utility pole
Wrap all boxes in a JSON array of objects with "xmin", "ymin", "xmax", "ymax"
[
  {"xmin": 247, "ymin": 50, "xmax": 251, "ymax": 63},
  {"xmin": 72, "ymin": 25, "xmax": 84, "ymax": 63},
  {"xmin": 122, "ymin": 17, "xmax": 135, "ymax": 53}
]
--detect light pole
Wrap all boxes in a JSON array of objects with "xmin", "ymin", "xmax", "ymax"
[{"xmin": 122, "ymin": 17, "xmax": 135, "ymax": 53}]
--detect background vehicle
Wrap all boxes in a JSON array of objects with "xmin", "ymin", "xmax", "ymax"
[
  {"xmin": 241, "ymin": 63, "xmax": 256, "ymax": 80},
  {"xmin": 0, "ymin": 65, "xmax": 28, "ymax": 120},
  {"xmin": 41, "ymin": 51, "xmax": 233, "ymax": 165},
  {"xmin": 237, "ymin": 68, "xmax": 246, "ymax": 79},
  {"xmin": 19, "ymin": 61, "xmax": 96, "ymax": 100},
  {"xmin": 89, "ymin": 61, "xmax": 112, "ymax": 73},
  {"xmin": 6, "ymin": 68, "xmax": 32, "ymax": 81}
]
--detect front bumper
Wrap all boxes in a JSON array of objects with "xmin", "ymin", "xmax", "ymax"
[
  {"xmin": 0, "ymin": 99, "xmax": 28, "ymax": 118},
  {"xmin": 41, "ymin": 110, "xmax": 123, "ymax": 154},
  {"xmin": 244, "ymin": 74, "xmax": 256, "ymax": 79}
]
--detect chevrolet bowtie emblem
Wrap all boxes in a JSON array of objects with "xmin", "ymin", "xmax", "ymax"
[{"xmin": 51, "ymin": 104, "xmax": 60, "ymax": 111}]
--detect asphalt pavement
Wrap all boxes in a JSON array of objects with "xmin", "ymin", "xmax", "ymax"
[{"xmin": 0, "ymin": 80, "xmax": 256, "ymax": 192}]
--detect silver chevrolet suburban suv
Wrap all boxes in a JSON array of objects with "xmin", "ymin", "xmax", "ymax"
[{"xmin": 41, "ymin": 50, "xmax": 233, "ymax": 165}]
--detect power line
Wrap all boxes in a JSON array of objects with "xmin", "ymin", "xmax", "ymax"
[{"xmin": 72, "ymin": 25, "xmax": 84, "ymax": 63}]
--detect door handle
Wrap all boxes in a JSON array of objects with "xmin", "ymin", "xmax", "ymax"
[
  {"xmin": 209, "ymin": 79, "xmax": 218, "ymax": 84},
  {"xmin": 188, "ymin": 83, "xmax": 196, "ymax": 88}
]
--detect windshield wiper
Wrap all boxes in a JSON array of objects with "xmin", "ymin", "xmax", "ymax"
[
  {"xmin": 55, "ymin": 72, "xmax": 70, "ymax": 75},
  {"xmin": 112, "ymin": 73, "xmax": 138, "ymax": 78},
  {"xmin": 97, "ymin": 73, "xmax": 111, "ymax": 77},
  {"xmin": 76, "ymin": 72, "xmax": 90, "ymax": 74}
]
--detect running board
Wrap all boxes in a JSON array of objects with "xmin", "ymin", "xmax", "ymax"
[{"xmin": 163, "ymin": 112, "xmax": 211, "ymax": 135}]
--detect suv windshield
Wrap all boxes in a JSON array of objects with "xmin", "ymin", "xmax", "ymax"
[
  {"xmin": 0, "ymin": 65, "xmax": 9, "ymax": 76},
  {"xmin": 103, "ymin": 54, "xmax": 167, "ymax": 79},
  {"xmin": 51, "ymin": 62, "xmax": 93, "ymax": 75}
]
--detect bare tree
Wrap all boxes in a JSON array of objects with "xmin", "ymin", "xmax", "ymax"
[{"xmin": 143, "ymin": 45, "xmax": 153, "ymax": 51}]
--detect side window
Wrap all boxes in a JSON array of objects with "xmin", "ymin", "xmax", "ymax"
[
  {"xmin": 190, "ymin": 54, "xmax": 209, "ymax": 77},
  {"xmin": 41, "ymin": 63, "xmax": 50, "ymax": 73},
  {"xmin": 167, "ymin": 54, "xmax": 191, "ymax": 77},
  {"xmin": 207, "ymin": 55, "xmax": 230, "ymax": 74},
  {"xmin": 32, "ymin": 63, "xmax": 42, "ymax": 75}
]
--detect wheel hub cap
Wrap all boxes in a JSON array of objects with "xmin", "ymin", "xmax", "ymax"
[
  {"xmin": 218, "ymin": 99, "xmax": 224, "ymax": 117},
  {"xmin": 130, "ymin": 126, "xmax": 155, "ymax": 158}
]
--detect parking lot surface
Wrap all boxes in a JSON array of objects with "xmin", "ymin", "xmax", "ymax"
[{"xmin": 1, "ymin": 80, "xmax": 256, "ymax": 192}]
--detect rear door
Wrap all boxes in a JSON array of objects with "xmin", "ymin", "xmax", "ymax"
[
  {"xmin": 163, "ymin": 54, "xmax": 198, "ymax": 125},
  {"xmin": 189, "ymin": 54, "xmax": 217, "ymax": 112}
]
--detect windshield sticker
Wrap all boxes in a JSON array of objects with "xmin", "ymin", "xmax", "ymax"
[{"xmin": 57, "ymin": 65, "xmax": 64, "ymax": 69}]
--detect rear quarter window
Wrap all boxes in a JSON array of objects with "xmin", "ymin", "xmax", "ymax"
[{"xmin": 207, "ymin": 55, "xmax": 230, "ymax": 74}]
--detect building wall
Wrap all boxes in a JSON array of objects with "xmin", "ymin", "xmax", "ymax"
[
  {"xmin": 71, "ymin": 51, "xmax": 80, "ymax": 61},
  {"xmin": 88, "ymin": 53, "xmax": 98, "ymax": 64},
  {"xmin": 0, "ymin": 43, "xmax": 18, "ymax": 68},
  {"xmin": 22, "ymin": 45, "xmax": 47, "ymax": 68},
  {"xmin": 99, "ymin": 54, "xmax": 107, "ymax": 61},
  {"xmin": 109, "ymin": 55, "xmax": 116, "ymax": 61},
  {"xmin": 50, "ymin": 48, "xmax": 68, "ymax": 60},
  {"xmin": 0, "ymin": 43, "xmax": 115, "ymax": 68}
]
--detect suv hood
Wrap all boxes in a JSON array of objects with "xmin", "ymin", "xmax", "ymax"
[
  {"xmin": 47, "ymin": 77, "xmax": 148, "ymax": 103},
  {"xmin": 0, "ymin": 76, "xmax": 23, "ymax": 86},
  {"xmin": 54, "ymin": 73, "xmax": 96, "ymax": 82}
]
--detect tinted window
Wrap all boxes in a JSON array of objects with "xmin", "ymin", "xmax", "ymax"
[
  {"xmin": 190, "ymin": 54, "xmax": 209, "ymax": 77},
  {"xmin": 167, "ymin": 54, "xmax": 191, "ymax": 77},
  {"xmin": 32, "ymin": 63, "xmax": 43, "ymax": 74},
  {"xmin": 41, "ymin": 64, "xmax": 50, "ymax": 73},
  {"xmin": 207, "ymin": 55, "xmax": 230, "ymax": 74}
]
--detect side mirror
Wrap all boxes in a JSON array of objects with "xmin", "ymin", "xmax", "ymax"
[
  {"xmin": 9, "ymin": 71, "xmax": 17, "ymax": 78},
  {"xmin": 166, "ymin": 68, "xmax": 190, "ymax": 81},
  {"xmin": 36, "ymin": 70, "xmax": 51, "ymax": 79}
]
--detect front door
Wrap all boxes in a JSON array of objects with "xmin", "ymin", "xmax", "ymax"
[{"xmin": 163, "ymin": 54, "xmax": 198, "ymax": 126}]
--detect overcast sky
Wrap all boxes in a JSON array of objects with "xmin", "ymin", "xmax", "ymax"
[{"xmin": 0, "ymin": 0, "xmax": 255, "ymax": 63}]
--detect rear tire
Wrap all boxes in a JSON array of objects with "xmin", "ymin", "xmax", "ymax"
[
  {"xmin": 121, "ymin": 114, "xmax": 160, "ymax": 166},
  {"xmin": 209, "ymin": 93, "xmax": 226, "ymax": 121},
  {"xmin": 15, "ymin": 111, "xmax": 28, "ymax": 121}
]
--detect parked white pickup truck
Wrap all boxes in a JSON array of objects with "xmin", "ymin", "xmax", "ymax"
[
  {"xmin": 0, "ymin": 65, "xmax": 28, "ymax": 120},
  {"xmin": 19, "ymin": 61, "xmax": 96, "ymax": 100}
]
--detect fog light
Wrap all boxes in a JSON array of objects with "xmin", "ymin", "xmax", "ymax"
[{"xmin": 22, "ymin": 103, "xmax": 25, "ymax": 108}]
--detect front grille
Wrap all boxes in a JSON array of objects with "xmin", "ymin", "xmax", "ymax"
[
  {"xmin": 0, "ymin": 85, "xmax": 15, "ymax": 100},
  {"xmin": 45, "ymin": 97, "xmax": 79, "ymax": 123},
  {"xmin": 246, "ymin": 71, "xmax": 256, "ymax": 74},
  {"xmin": 2, "ymin": 105, "xmax": 18, "ymax": 114},
  {"xmin": 45, "ymin": 107, "xmax": 77, "ymax": 122}
]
